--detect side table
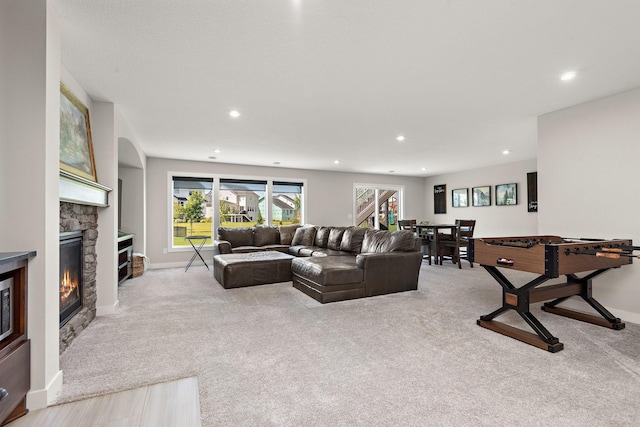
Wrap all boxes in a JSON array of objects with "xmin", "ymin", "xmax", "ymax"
[{"xmin": 185, "ymin": 235, "xmax": 210, "ymax": 271}]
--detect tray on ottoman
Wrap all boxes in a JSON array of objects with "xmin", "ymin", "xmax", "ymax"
[{"xmin": 214, "ymin": 251, "xmax": 295, "ymax": 289}]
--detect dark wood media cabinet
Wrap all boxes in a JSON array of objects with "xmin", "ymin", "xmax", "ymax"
[
  {"xmin": 117, "ymin": 233, "xmax": 134, "ymax": 285},
  {"xmin": 0, "ymin": 251, "xmax": 35, "ymax": 426}
]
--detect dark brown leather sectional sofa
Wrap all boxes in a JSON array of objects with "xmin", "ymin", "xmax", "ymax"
[{"xmin": 213, "ymin": 225, "xmax": 423, "ymax": 303}]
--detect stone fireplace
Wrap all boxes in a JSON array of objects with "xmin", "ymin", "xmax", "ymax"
[{"xmin": 59, "ymin": 202, "xmax": 98, "ymax": 354}]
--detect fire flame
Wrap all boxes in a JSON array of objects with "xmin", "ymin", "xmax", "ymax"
[{"xmin": 60, "ymin": 269, "xmax": 80, "ymax": 308}]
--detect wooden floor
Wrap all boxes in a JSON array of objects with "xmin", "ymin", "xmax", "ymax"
[{"xmin": 6, "ymin": 377, "xmax": 201, "ymax": 427}]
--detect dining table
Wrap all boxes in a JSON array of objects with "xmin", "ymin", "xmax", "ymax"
[{"xmin": 414, "ymin": 223, "xmax": 457, "ymax": 265}]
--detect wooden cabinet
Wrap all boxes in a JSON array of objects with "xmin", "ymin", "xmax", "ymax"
[
  {"xmin": 117, "ymin": 233, "xmax": 134, "ymax": 285},
  {"xmin": 0, "ymin": 252, "xmax": 35, "ymax": 426}
]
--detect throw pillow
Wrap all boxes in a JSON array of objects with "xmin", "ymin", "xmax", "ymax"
[
  {"xmin": 314, "ymin": 227, "xmax": 331, "ymax": 248},
  {"xmin": 327, "ymin": 227, "xmax": 347, "ymax": 250},
  {"xmin": 340, "ymin": 227, "xmax": 367, "ymax": 253},
  {"xmin": 279, "ymin": 224, "xmax": 301, "ymax": 245},
  {"xmin": 291, "ymin": 226, "xmax": 317, "ymax": 246}
]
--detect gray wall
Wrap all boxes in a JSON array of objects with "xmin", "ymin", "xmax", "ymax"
[
  {"xmin": 538, "ymin": 87, "xmax": 640, "ymax": 323},
  {"xmin": 146, "ymin": 158, "xmax": 426, "ymax": 268},
  {"xmin": 424, "ymin": 159, "xmax": 538, "ymax": 237}
]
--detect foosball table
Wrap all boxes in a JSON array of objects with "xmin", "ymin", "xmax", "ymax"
[{"xmin": 468, "ymin": 236, "xmax": 637, "ymax": 352}]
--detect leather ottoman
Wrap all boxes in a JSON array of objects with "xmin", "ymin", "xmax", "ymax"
[{"xmin": 213, "ymin": 251, "xmax": 295, "ymax": 288}]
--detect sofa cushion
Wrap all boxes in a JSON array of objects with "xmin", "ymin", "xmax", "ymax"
[
  {"xmin": 289, "ymin": 245, "xmax": 315, "ymax": 256},
  {"xmin": 327, "ymin": 227, "xmax": 346, "ymax": 250},
  {"xmin": 218, "ymin": 227, "xmax": 254, "ymax": 248},
  {"xmin": 291, "ymin": 226, "xmax": 317, "ymax": 246},
  {"xmin": 279, "ymin": 224, "xmax": 300, "ymax": 245},
  {"xmin": 360, "ymin": 229, "xmax": 417, "ymax": 253},
  {"xmin": 254, "ymin": 226, "xmax": 279, "ymax": 246},
  {"xmin": 340, "ymin": 227, "xmax": 367, "ymax": 253},
  {"xmin": 314, "ymin": 227, "xmax": 331, "ymax": 248},
  {"xmin": 360, "ymin": 229, "xmax": 391, "ymax": 253},
  {"xmin": 231, "ymin": 246, "xmax": 267, "ymax": 254},
  {"xmin": 389, "ymin": 230, "xmax": 419, "ymax": 252},
  {"xmin": 292, "ymin": 257, "xmax": 363, "ymax": 286}
]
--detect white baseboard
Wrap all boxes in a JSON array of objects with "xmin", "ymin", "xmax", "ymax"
[
  {"xmin": 27, "ymin": 369, "xmax": 63, "ymax": 410},
  {"xmin": 96, "ymin": 299, "xmax": 119, "ymax": 316},
  {"xmin": 149, "ymin": 261, "xmax": 213, "ymax": 270}
]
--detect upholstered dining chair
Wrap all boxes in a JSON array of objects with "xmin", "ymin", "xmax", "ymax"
[{"xmin": 437, "ymin": 219, "xmax": 476, "ymax": 268}]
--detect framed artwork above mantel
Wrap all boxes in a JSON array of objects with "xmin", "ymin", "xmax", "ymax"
[{"xmin": 60, "ymin": 83, "xmax": 97, "ymax": 182}]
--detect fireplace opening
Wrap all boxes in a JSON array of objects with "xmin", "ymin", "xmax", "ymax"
[{"xmin": 60, "ymin": 231, "xmax": 83, "ymax": 327}]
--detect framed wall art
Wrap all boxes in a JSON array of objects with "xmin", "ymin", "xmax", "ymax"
[
  {"xmin": 452, "ymin": 188, "xmax": 468, "ymax": 207},
  {"xmin": 472, "ymin": 186, "xmax": 491, "ymax": 206},
  {"xmin": 434, "ymin": 184, "xmax": 446, "ymax": 214},
  {"xmin": 60, "ymin": 83, "xmax": 97, "ymax": 182},
  {"xmin": 495, "ymin": 183, "xmax": 517, "ymax": 206},
  {"xmin": 527, "ymin": 172, "xmax": 538, "ymax": 212}
]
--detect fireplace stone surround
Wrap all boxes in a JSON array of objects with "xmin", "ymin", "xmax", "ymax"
[{"xmin": 59, "ymin": 202, "xmax": 98, "ymax": 354}]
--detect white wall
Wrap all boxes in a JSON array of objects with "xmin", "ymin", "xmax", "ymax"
[
  {"xmin": 0, "ymin": 0, "xmax": 62, "ymax": 409},
  {"xmin": 423, "ymin": 159, "xmax": 538, "ymax": 237},
  {"xmin": 538, "ymin": 88, "xmax": 640, "ymax": 323},
  {"xmin": 118, "ymin": 165, "xmax": 145, "ymax": 253},
  {"xmin": 146, "ymin": 158, "xmax": 426, "ymax": 268}
]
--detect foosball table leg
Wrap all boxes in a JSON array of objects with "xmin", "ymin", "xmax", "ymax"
[
  {"xmin": 541, "ymin": 271, "xmax": 626, "ymax": 330},
  {"xmin": 478, "ymin": 266, "xmax": 564, "ymax": 352}
]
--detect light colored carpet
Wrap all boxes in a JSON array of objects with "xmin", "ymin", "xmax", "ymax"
[{"xmin": 56, "ymin": 261, "xmax": 640, "ymax": 426}]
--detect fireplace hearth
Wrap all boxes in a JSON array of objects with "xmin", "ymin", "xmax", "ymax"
[{"xmin": 60, "ymin": 231, "xmax": 83, "ymax": 327}]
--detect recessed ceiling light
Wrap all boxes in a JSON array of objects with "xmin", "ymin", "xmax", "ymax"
[
  {"xmin": 421, "ymin": 167, "xmax": 427, "ymax": 171},
  {"xmin": 334, "ymin": 160, "xmax": 340, "ymax": 164},
  {"xmin": 229, "ymin": 110, "xmax": 240, "ymax": 118},
  {"xmin": 502, "ymin": 150, "xmax": 510, "ymax": 155},
  {"xmin": 213, "ymin": 149, "xmax": 221, "ymax": 154},
  {"xmin": 396, "ymin": 135, "xmax": 405, "ymax": 142},
  {"xmin": 560, "ymin": 71, "xmax": 577, "ymax": 81}
]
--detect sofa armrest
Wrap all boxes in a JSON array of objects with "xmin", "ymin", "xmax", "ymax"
[
  {"xmin": 356, "ymin": 251, "xmax": 423, "ymax": 296},
  {"xmin": 213, "ymin": 239, "xmax": 232, "ymax": 255}
]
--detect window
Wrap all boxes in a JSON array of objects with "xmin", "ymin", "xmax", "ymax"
[
  {"xmin": 354, "ymin": 184, "xmax": 403, "ymax": 230},
  {"xmin": 169, "ymin": 174, "xmax": 306, "ymax": 250},
  {"xmin": 172, "ymin": 176, "xmax": 213, "ymax": 247},
  {"xmin": 220, "ymin": 179, "xmax": 266, "ymax": 227},
  {"xmin": 270, "ymin": 181, "xmax": 303, "ymax": 226}
]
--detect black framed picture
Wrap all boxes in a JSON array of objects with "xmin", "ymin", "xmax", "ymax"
[
  {"xmin": 452, "ymin": 188, "xmax": 468, "ymax": 207},
  {"xmin": 472, "ymin": 186, "xmax": 491, "ymax": 206},
  {"xmin": 496, "ymin": 183, "xmax": 517, "ymax": 206},
  {"xmin": 434, "ymin": 184, "xmax": 446, "ymax": 214},
  {"xmin": 527, "ymin": 172, "xmax": 538, "ymax": 212}
]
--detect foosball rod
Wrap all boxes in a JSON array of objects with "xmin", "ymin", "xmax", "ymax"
[
  {"xmin": 567, "ymin": 250, "xmax": 639, "ymax": 259},
  {"xmin": 563, "ymin": 238, "xmax": 640, "ymax": 252}
]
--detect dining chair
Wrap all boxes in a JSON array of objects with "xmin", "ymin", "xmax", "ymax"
[
  {"xmin": 397, "ymin": 219, "xmax": 417, "ymax": 234},
  {"xmin": 437, "ymin": 219, "xmax": 476, "ymax": 268}
]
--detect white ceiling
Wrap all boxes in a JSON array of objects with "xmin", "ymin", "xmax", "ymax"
[{"xmin": 51, "ymin": 0, "xmax": 640, "ymax": 177}]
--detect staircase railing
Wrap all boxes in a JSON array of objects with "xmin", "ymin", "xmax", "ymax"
[{"xmin": 356, "ymin": 189, "xmax": 397, "ymax": 226}]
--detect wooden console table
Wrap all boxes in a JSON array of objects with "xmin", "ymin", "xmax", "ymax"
[{"xmin": 0, "ymin": 251, "xmax": 35, "ymax": 426}]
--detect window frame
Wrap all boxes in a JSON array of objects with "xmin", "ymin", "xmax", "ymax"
[
  {"xmin": 353, "ymin": 182, "xmax": 405, "ymax": 229},
  {"xmin": 167, "ymin": 172, "xmax": 307, "ymax": 253}
]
